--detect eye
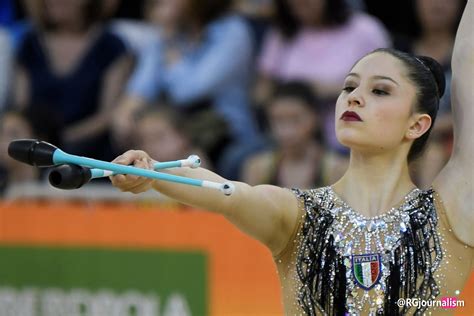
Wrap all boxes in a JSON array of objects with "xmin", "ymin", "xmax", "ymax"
[
  {"xmin": 342, "ymin": 86, "xmax": 355, "ymax": 93},
  {"xmin": 372, "ymin": 89, "xmax": 389, "ymax": 96}
]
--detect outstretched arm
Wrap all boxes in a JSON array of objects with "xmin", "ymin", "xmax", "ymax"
[
  {"xmin": 110, "ymin": 150, "xmax": 300, "ymax": 256},
  {"xmin": 434, "ymin": 1, "xmax": 473, "ymax": 246}
]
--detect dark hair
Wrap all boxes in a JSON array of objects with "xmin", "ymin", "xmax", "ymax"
[
  {"xmin": 268, "ymin": 81, "xmax": 324, "ymax": 142},
  {"xmin": 270, "ymin": 81, "xmax": 321, "ymax": 112},
  {"xmin": 187, "ymin": 0, "xmax": 233, "ymax": 29},
  {"xmin": 136, "ymin": 98, "xmax": 230, "ymax": 154},
  {"xmin": 135, "ymin": 106, "xmax": 181, "ymax": 128},
  {"xmin": 371, "ymin": 48, "xmax": 446, "ymax": 162},
  {"xmin": 273, "ymin": 0, "xmax": 350, "ymax": 39}
]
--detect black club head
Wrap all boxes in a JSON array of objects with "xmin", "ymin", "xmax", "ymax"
[
  {"xmin": 48, "ymin": 164, "xmax": 92, "ymax": 189},
  {"xmin": 8, "ymin": 139, "xmax": 58, "ymax": 167}
]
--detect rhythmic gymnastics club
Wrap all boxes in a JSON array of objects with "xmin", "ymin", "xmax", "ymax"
[
  {"xmin": 47, "ymin": 155, "xmax": 201, "ymax": 189},
  {"xmin": 8, "ymin": 139, "xmax": 235, "ymax": 195}
]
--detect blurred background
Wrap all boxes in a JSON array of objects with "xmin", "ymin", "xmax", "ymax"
[{"xmin": 0, "ymin": 0, "xmax": 471, "ymax": 315}]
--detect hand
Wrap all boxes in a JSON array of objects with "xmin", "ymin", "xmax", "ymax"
[{"xmin": 110, "ymin": 150, "xmax": 156, "ymax": 194}]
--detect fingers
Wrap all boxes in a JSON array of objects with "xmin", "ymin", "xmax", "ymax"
[
  {"xmin": 112, "ymin": 150, "xmax": 151, "ymax": 166},
  {"xmin": 109, "ymin": 150, "xmax": 155, "ymax": 193},
  {"xmin": 110, "ymin": 171, "xmax": 153, "ymax": 193},
  {"xmin": 112, "ymin": 176, "xmax": 154, "ymax": 194}
]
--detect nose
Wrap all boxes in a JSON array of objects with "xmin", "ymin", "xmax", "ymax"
[{"xmin": 347, "ymin": 89, "xmax": 364, "ymax": 108}]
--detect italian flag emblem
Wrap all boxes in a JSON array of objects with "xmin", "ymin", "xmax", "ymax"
[{"xmin": 352, "ymin": 253, "xmax": 381, "ymax": 290}]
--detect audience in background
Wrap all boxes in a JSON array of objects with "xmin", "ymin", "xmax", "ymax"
[
  {"xmin": 256, "ymin": 0, "xmax": 390, "ymax": 153},
  {"xmin": 0, "ymin": 111, "xmax": 38, "ymax": 195},
  {"xmin": 112, "ymin": 0, "xmax": 263, "ymax": 179},
  {"xmin": 0, "ymin": 0, "xmax": 464, "ymax": 194},
  {"xmin": 394, "ymin": 0, "xmax": 466, "ymax": 188},
  {"xmin": 242, "ymin": 82, "xmax": 347, "ymax": 188},
  {"xmin": 13, "ymin": 0, "xmax": 132, "ymax": 162}
]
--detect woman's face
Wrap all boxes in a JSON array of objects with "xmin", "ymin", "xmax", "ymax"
[
  {"xmin": 416, "ymin": 0, "xmax": 462, "ymax": 32},
  {"xmin": 136, "ymin": 115, "xmax": 189, "ymax": 162},
  {"xmin": 287, "ymin": 0, "xmax": 325, "ymax": 26},
  {"xmin": 44, "ymin": 0, "xmax": 87, "ymax": 26},
  {"xmin": 268, "ymin": 97, "xmax": 318, "ymax": 150},
  {"xmin": 335, "ymin": 52, "xmax": 422, "ymax": 155},
  {"xmin": 146, "ymin": 0, "xmax": 189, "ymax": 28}
]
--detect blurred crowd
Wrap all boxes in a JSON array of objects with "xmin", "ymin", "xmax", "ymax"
[{"xmin": 0, "ymin": 0, "xmax": 466, "ymax": 197}]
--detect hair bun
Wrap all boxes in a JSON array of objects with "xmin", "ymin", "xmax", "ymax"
[{"xmin": 417, "ymin": 56, "xmax": 446, "ymax": 98}]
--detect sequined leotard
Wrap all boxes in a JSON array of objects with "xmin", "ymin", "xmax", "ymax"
[{"xmin": 274, "ymin": 187, "xmax": 473, "ymax": 315}]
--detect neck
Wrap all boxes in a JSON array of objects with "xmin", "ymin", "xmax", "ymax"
[
  {"xmin": 333, "ymin": 150, "xmax": 415, "ymax": 217},
  {"xmin": 281, "ymin": 141, "xmax": 320, "ymax": 161},
  {"xmin": 49, "ymin": 21, "xmax": 93, "ymax": 36}
]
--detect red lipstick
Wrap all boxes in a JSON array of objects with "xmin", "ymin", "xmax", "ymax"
[{"xmin": 340, "ymin": 111, "xmax": 362, "ymax": 122}]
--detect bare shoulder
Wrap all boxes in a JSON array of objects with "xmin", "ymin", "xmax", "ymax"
[
  {"xmin": 258, "ymin": 185, "xmax": 301, "ymax": 256},
  {"xmin": 265, "ymin": 185, "xmax": 301, "ymax": 241},
  {"xmin": 433, "ymin": 158, "xmax": 474, "ymax": 246}
]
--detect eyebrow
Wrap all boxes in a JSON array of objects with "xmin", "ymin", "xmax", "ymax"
[{"xmin": 346, "ymin": 72, "xmax": 400, "ymax": 86}]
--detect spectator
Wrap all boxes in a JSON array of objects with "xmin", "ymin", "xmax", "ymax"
[
  {"xmin": 256, "ymin": 0, "xmax": 390, "ymax": 153},
  {"xmin": 113, "ymin": 0, "xmax": 263, "ymax": 179},
  {"xmin": 0, "ymin": 111, "xmax": 38, "ymax": 195},
  {"xmin": 393, "ymin": 0, "xmax": 466, "ymax": 188},
  {"xmin": 242, "ymin": 82, "xmax": 347, "ymax": 188},
  {"xmin": 13, "ymin": 0, "xmax": 132, "ymax": 161},
  {"xmin": 134, "ymin": 105, "xmax": 211, "ymax": 169}
]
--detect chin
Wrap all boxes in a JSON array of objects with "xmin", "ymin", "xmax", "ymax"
[
  {"xmin": 337, "ymin": 139, "xmax": 361, "ymax": 150},
  {"xmin": 336, "ymin": 128, "xmax": 363, "ymax": 145},
  {"xmin": 336, "ymin": 131, "xmax": 383, "ymax": 153}
]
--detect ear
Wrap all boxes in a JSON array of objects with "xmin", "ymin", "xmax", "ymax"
[{"xmin": 405, "ymin": 113, "xmax": 432, "ymax": 140}]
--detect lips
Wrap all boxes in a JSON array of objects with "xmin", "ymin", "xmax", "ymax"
[{"xmin": 340, "ymin": 111, "xmax": 362, "ymax": 122}]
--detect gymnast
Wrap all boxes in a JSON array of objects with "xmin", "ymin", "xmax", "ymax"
[{"xmin": 110, "ymin": 2, "xmax": 473, "ymax": 314}]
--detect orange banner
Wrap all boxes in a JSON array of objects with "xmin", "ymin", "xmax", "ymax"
[{"xmin": 0, "ymin": 200, "xmax": 472, "ymax": 315}]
